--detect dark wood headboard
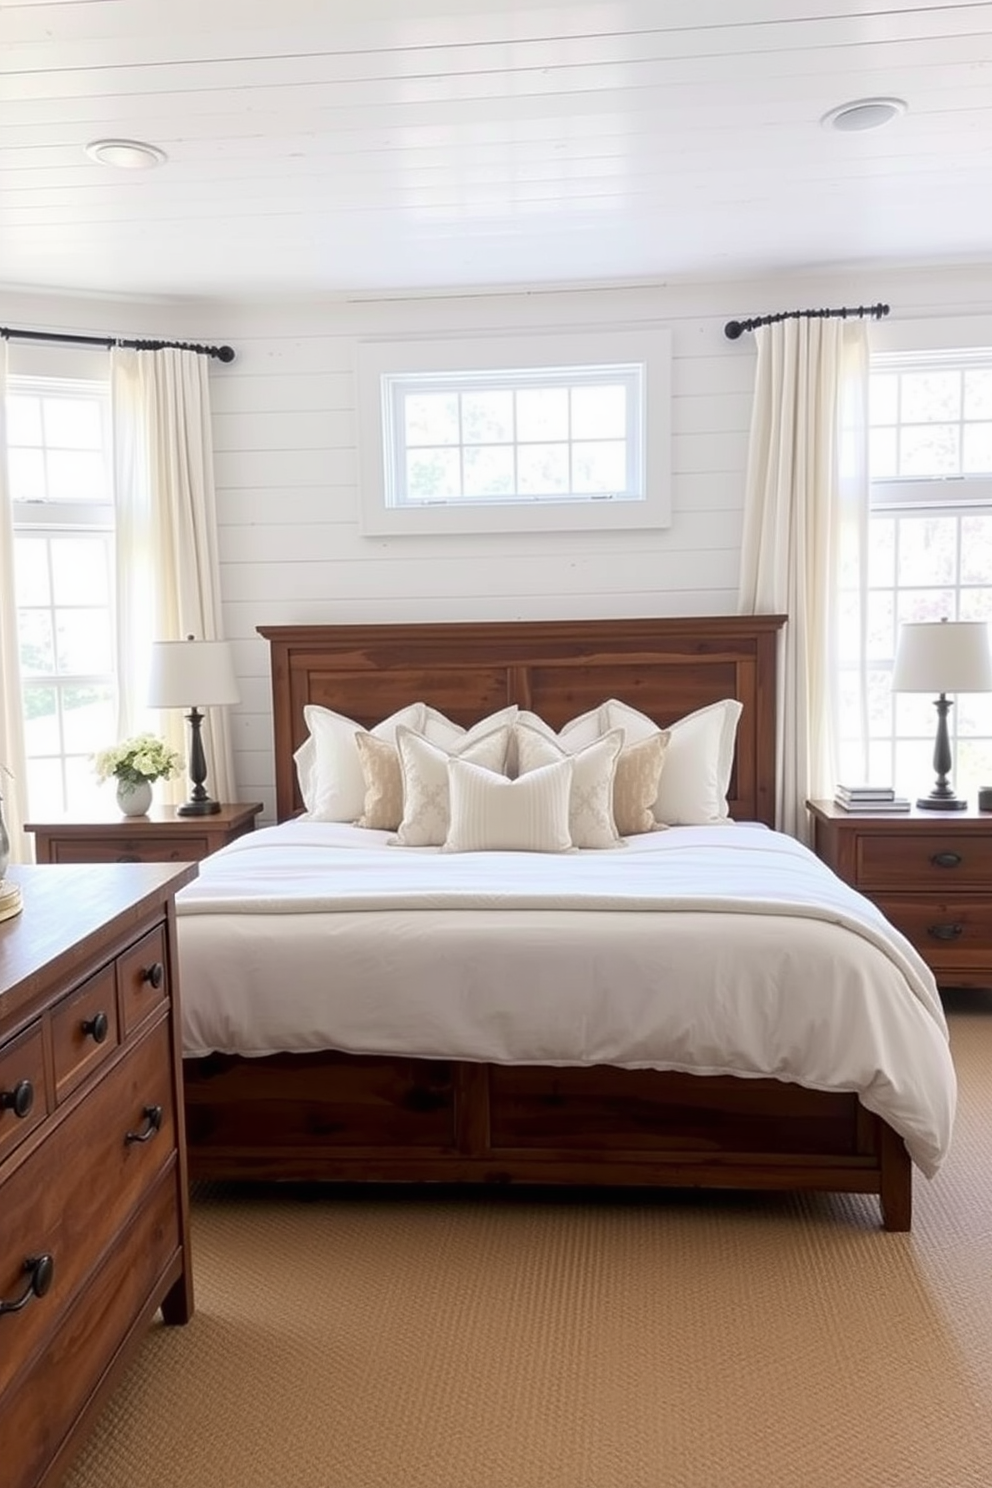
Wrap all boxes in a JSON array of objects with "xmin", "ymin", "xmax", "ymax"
[{"xmin": 258, "ymin": 615, "xmax": 786, "ymax": 826}]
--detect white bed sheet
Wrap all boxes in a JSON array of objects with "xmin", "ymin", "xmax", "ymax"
[{"xmin": 175, "ymin": 820, "xmax": 956, "ymax": 1176}]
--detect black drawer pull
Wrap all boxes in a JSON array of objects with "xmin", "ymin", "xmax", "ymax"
[
  {"xmin": 125, "ymin": 1104, "xmax": 163, "ymax": 1144},
  {"xmin": 0, "ymin": 1254, "xmax": 54, "ymax": 1316},
  {"xmin": 0, "ymin": 1079, "xmax": 34, "ymax": 1119},
  {"xmin": 81, "ymin": 1011, "xmax": 109, "ymax": 1044},
  {"xmin": 928, "ymin": 923, "xmax": 964, "ymax": 941},
  {"xmin": 142, "ymin": 961, "xmax": 165, "ymax": 990},
  {"xmin": 930, "ymin": 852, "xmax": 962, "ymax": 869}
]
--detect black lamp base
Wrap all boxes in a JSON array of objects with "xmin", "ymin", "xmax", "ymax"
[
  {"xmin": 177, "ymin": 798, "xmax": 222, "ymax": 816},
  {"xmin": 179, "ymin": 706, "xmax": 222, "ymax": 817},
  {"xmin": 918, "ymin": 693, "xmax": 967, "ymax": 812},
  {"xmin": 916, "ymin": 794, "xmax": 967, "ymax": 811}
]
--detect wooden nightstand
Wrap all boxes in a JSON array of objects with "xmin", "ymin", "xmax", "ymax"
[
  {"xmin": 26, "ymin": 802, "xmax": 263, "ymax": 866},
  {"xmin": 807, "ymin": 799, "xmax": 992, "ymax": 990}
]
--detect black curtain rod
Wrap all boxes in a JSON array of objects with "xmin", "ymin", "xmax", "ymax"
[
  {"xmin": 0, "ymin": 325, "xmax": 235, "ymax": 362},
  {"xmin": 723, "ymin": 302, "xmax": 890, "ymax": 341}
]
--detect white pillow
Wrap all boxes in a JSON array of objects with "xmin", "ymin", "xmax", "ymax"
[
  {"xmin": 602, "ymin": 698, "xmax": 743, "ymax": 826},
  {"xmin": 295, "ymin": 702, "xmax": 427, "ymax": 821},
  {"xmin": 395, "ymin": 725, "xmax": 511, "ymax": 847},
  {"xmin": 444, "ymin": 756, "xmax": 574, "ymax": 854},
  {"xmin": 515, "ymin": 724, "xmax": 623, "ymax": 849},
  {"xmin": 508, "ymin": 706, "xmax": 605, "ymax": 776},
  {"xmin": 421, "ymin": 704, "xmax": 520, "ymax": 751}
]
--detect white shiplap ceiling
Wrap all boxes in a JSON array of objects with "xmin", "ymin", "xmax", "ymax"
[{"xmin": 1, "ymin": 0, "xmax": 991, "ymax": 301}]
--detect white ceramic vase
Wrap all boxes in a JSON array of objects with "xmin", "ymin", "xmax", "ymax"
[{"xmin": 116, "ymin": 777, "xmax": 153, "ymax": 817}]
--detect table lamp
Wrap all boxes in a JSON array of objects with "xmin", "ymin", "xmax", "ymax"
[
  {"xmin": 890, "ymin": 619, "xmax": 992, "ymax": 810},
  {"xmin": 148, "ymin": 636, "xmax": 239, "ymax": 815}
]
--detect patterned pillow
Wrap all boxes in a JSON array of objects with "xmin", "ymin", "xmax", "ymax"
[
  {"xmin": 515, "ymin": 724, "xmax": 624, "ymax": 848},
  {"xmin": 394, "ymin": 725, "xmax": 511, "ymax": 846},
  {"xmin": 612, "ymin": 732, "xmax": 669, "ymax": 835},
  {"xmin": 443, "ymin": 757, "xmax": 574, "ymax": 853},
  {"xmin": 354, "ymin": 732, "xmax": 405, "ymax": 830}
]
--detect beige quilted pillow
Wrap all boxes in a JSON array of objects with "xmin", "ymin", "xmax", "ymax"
[
  {"xmin": 612, "ymin": 732, "xmax": 670, "ymax": 835},
  {"xmin": 355, "ymin": 731, "xmax": 405, "ymax": 830}
]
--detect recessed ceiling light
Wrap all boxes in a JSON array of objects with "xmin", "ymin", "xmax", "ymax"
[
  {"xmin": 84, "ymin": 138, "xmax": 168, "ymax": 169},
  {"xmin": 821, "ymin": 98, "xmax": 907, "ymax": 133}
]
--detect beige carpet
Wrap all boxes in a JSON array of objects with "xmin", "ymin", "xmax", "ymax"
[{"xmin": 64, "ymin": 993, "xmax": 992, "ymax": 1488}]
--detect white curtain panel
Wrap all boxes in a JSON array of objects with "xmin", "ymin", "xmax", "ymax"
[
  {"xmin": 738, "ymin": 318, "xmax": 870, "ymax": 841},
  {"xmin": 111, "ymin": 347, "xmax": 235, "ymax": 806},
  {"xmin": 0, "ymin": 343, "xmax": 31, "ymax": 862}
]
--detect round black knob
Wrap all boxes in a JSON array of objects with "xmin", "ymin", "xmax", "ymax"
[
  {"xmin": 142, "ymin": 961, "xmax": 165, "ymax": 990},
  {"xmin": 0, "ymin": 1079, "xmax": 34, "ymax": 1119},
  {"xmin": 30, "ymin": 1253, "xmax": 54, "ymax": 1298},
  {"xmin": 81, "ymin": 1011, "xmax": 109, "ymax": 1043}
]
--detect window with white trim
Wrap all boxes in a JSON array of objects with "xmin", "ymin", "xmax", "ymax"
[
  {"xmin": 8, "ymin": 376, "xmax": 117, "ymax": 817},
  {"xmin": 837, "ymin": 352, "xmax": 992, "ymax": 800},
  {"xmin": 357, "ymin": 329, "xmax": 671, "ymax": 535}
]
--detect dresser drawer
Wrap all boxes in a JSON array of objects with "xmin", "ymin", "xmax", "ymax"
[
  {"xmin": 0, "ymin": 1017, "xmax": 176, "ymax": 1400},
  {"xmin": 0, "ymin": 1022, "xmax": 48, "ymax": 1166},
  {"xmin": 856, "ymin": 832, "xmax": 992, "ymax": 890},
  {"xmin": 51, "ymin": 963, "xmax": 120, "ymax": 1102},
  {"xmin": 50, "ymin": 836, "xmax": 207, "ymax": 864},
  {"xmin": 875, "ymin": 896, "xmax": 992, "ymax": 956},
  {"xmin": 118, "ymin": 925, "xmax": 170, "ymax": 1037},
  {"xmin": 0, "ymin": 1164, "xmax": 180, "ymax": 1488}
]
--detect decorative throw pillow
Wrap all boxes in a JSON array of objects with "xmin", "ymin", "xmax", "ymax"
[
  {"xmin": 602, "ymin": 698, "xmax": 743, "ymax": 825},
  {"xmin": 354, "ymin": 732, "xmax": 405, "ymax": 830},
  {"xmin": 509, "ymin": 706, "xmax": 605, "ymax": 774},
  {"xmin": 394, "ymin": 725, "xmax": 512, "ymax": 846},
  {"xmin": 294, "ymin": 702, "xmax": 427, "ymax": 822},
  {"xmin": 421, "ymin": 704, "xmax": 520, "ymax": 751},
  {"xmin": 515, "ymin": 724, "xmax": 624, "ymax": 848},
  {"xmin": 443, "ymin": 756, "xmax": 574, "ymax": 854},
  {"xmin": 612, "ymin": 732, "xmax": 669, "ymax": 835}
]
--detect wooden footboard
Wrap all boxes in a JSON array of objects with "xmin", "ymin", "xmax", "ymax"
[{"xmin": 183, "ymin": 1052, "xmax": 912, "ymax": 1230}]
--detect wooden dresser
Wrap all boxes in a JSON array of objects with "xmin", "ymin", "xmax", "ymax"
[
  {"xmin": 807, "ymin": 800, "xmax": 992, "ymax": 990},
  {"xmin": 0, "ymin": 862, "xmax": 196, "ymax": 1488}
]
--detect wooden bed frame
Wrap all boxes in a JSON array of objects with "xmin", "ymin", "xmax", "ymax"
[{"xmin": 182, "ymin": 614, "xmax": 914, "ymax": 1230}]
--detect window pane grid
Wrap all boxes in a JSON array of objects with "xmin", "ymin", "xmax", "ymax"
[{"xmin": 390, "ymin": 364, "xmax": 641, "ymax": 507}]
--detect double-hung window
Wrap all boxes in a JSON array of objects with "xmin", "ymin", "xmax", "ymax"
[
  {"xmin": 837, "ymin": 351, "xmax": 992, "ymax": 799},
  {"xmin": 8, "ymin": 376, "xmax": 117, "ymax": 816}
]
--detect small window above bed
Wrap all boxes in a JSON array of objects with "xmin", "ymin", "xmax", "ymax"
[{"xmin": 356, "ymin": 327, "xmax": 672, "ymax": 536}]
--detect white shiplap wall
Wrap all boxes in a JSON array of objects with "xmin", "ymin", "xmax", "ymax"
[{"xmin": 5, "ymin": 263, "xmax": 992, "ymax": 818}]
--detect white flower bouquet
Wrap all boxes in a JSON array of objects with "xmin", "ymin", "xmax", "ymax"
[{"xmin": 94, "ymin": 733, "xmax": 184, "ymax": 787}]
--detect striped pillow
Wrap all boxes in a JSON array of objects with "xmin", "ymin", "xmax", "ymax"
[{"xmin": 443, "ymin": 757, "xmax": 574, "ymax": 853}]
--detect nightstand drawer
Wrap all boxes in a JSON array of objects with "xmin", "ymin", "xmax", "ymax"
[
  {"xmin": 875, "ymin": 896, "xmax": 992, "ymax": 955},
  {"xmin": 856, "ymin": 832, "xmax": 992, "ymax": 890},
  {"xmin": 49, "ymin": 836, "xmax": 208, "ymax": 864}
]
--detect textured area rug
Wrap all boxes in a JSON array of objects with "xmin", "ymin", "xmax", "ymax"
[{"xmin": 63, "ymin": 992, "xmax": 992, "ymax": 1488}]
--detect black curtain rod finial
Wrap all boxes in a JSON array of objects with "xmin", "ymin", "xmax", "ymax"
[{"xmin": 723, "ymin": 301, "xmax": 890, "ymax": 340}]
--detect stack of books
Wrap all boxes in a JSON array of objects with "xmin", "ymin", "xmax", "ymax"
[
  {"xmin": 834, "ymin": 785, "xmax": 911, "ymax": 813},
  {"xmin": 0, "ymin": 878, "xmax": 23, "ymax": 922}
]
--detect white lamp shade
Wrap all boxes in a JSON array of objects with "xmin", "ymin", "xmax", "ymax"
[
  {"xmin": 891, "ymin": 620, "xmax": 992, "ymax": 694},
  {"xmin": 148, "ymin": 639, "xmax": 240, "ymax": 709}
]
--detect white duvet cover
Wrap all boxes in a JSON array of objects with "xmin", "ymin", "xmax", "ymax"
[{"xmin": 176, "ymin": 821, "xmax": 956, "ymax": 1176}]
